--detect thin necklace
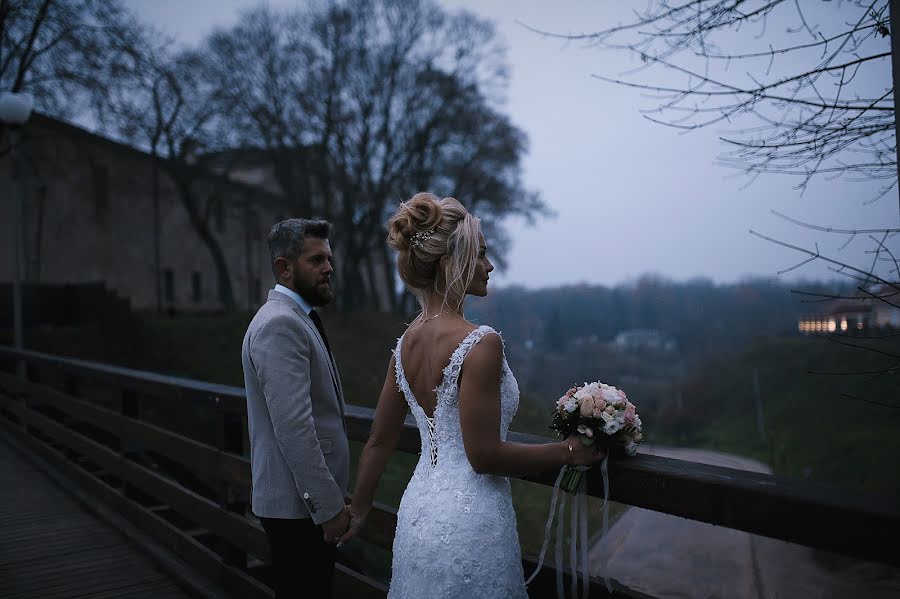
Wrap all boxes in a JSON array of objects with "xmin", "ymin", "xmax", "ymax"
[{"xmin": 418, "ymin": 310, "xmax": 451, "ymax": 325}]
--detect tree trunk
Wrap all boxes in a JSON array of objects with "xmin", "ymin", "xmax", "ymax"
[
  {"xmin": 340, "ymin": 246, "xmax": 366, "ymax": 312},
  {"xmin": 379, "ymin": 240, "xmax": 398, "ymax": 312},
  {"xmin": 891, "ymin": 0, "xmax": 900, "ymax": 223},
  {"xmin": 168, "ymin": 167, "xmax": 236, "ymax": 311},
  {"xmin": 151, "ymin": 150, "xmax": 162, "ymax": 312}
]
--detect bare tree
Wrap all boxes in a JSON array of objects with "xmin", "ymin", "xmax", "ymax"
[
  {"xmin": 0, "ymin": 0, "xmax": 141, "ymax": 123},
  {"xmin": 529, "ymin": 1, "xmax": 899, "ymax": 403},
  {"xmin": 528, "ymin": 1, "xmax": 895, "ymax": 200},
  {"xmin": 749, "ymin": 215, "xmax": 899, "ymax": 405},
  {"xmin": 200, "ymin": 0, "xmax": 546, "ymax": 312},
  {"xmin": 100, "ymin": 42, "xmax": 243, "ymax": 310}
]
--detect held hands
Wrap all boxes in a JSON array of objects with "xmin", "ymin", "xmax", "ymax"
[
  {"xmin": 562, "ymin": 434, "xmax": 607, "ymax": 467},
  {"xmin": 336, "ymin": 504, "xmax": 369, "ymax": 546},
  {"xmin": 321, "ymin": 507, "xmax": 351, "ymax": 546}
]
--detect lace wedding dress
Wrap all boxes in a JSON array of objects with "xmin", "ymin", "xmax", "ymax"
[{"xmin": 389, "ymin": 325, "xmax": 528, "ymax": 599}]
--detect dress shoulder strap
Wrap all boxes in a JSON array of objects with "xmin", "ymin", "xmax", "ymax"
[
  {"xmin": 392, "ymin": 334, "xmax": 418, "ymax": 412},
  {"xmin": 437, "ymin": 325, "xmax": 500, "ymax": 402}
]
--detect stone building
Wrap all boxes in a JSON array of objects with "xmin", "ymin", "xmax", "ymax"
[{"xmin": 0, "ymin": 114, "xmax": 283, "ymax": 313}]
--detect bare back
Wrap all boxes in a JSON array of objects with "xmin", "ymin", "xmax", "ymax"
[{"xmin": 398, "ymin": 317, "xmax": 478, "ymax": 417}]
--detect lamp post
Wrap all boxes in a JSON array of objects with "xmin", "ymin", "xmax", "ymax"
[{"xmin": 0, "ymin": 92, "xmax": 34, "ymax": 378}]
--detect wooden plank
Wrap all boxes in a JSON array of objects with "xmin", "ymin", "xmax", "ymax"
[
  {"xmin": 0, "ymin": 346, "xmax": 247, "ymax": 414},
  {"xmin": 346, "ymin": 497, "xmax": 398, "ymax": 550},
  {"xmin": 0, "ymin": 373, "xmax": 251, "ymax": 487},
  {"xmin": 0, "ymin": 393, "xmax": 25, "ymax": 419},
  {"xmin": 0, "ymin": 434, "xmax": 194, "ymax": 599},
  {"xmin": 14, "ymin": 408, "xmax": 387, "ymax": 597},
  {"xmin": 578, "ymin": 452, "xmax": 900, "ymax": 567},
  {"xmin": 333, "ymin": 563, "xmax": 388, "ymax": 599},
  {"xmin": 2, "ymin": 421, "xmax": 274, "ymax": 599},
  {"xmin": 347, "ymin": 403, "xmax": 900, "ymax": 567},
  {"xmin": 5, "ymin": 345, "xmax": 900, "ymax": 569},
  {"xmin": 18, "ymin": 408, "xmax": 270, "ymax": 559}
]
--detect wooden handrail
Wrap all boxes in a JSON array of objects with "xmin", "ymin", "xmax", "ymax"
[{"xmin": 1, "ymin": 345, "xmax": 899, "ymax": 578}]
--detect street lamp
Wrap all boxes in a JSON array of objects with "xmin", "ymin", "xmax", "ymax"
[{"xmin": 0, "ymin": 92, "xmax": 34, "ymax": 378}]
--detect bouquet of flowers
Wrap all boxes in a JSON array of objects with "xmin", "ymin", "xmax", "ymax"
[{"xmin": 550, "ymin": 381, "xmax": 643, "ymax": 493}]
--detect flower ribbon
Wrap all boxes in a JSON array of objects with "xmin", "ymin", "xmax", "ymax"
[{"xmin": 525, "ymin": 456, "xmax": 612, "ymax": 598}]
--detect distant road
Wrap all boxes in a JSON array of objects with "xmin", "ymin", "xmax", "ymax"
[{"xmin": 589, "ymin": 445, "xmax": 900, "ymax": 599}]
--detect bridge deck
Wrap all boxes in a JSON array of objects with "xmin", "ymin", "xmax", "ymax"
[{"xmin": 0, "ymin": 437, "xmax": 196, "ymax": 599}]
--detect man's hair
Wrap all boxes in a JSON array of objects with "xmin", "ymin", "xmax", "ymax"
[{"xmin": 266, "ymin": 218, "xmax": 331, "ymax": 278}]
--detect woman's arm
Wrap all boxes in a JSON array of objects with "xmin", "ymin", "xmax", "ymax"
[
  {"xmin": 459, "ymin": 333, "xmax": 601, "ymax": 477},
  {"xmin": 346, "ymin": 354, "xmax": 409, "ymax": 524}
]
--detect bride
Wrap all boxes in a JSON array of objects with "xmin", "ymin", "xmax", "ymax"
[{"xmin": 340, "ymin": 192, "xmax": 603, "ymax": 598}]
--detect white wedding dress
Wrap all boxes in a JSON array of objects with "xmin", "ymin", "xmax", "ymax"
[{"xmin": 389, "ymin": 325, "xmax": 528, "ymax": 599}]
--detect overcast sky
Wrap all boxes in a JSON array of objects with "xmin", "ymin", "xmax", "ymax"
[{"xmin": 128, "ymin": 0, "xmax": 898, "ymax": 289}]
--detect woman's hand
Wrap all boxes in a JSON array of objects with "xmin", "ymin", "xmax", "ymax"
[
  {"xmin": 336, "ymin": 503, "xmax": 370, "ymax": 546},
  {"xmin": 562, "ymin": 435, "xmax": 607, "ymax": 467}
]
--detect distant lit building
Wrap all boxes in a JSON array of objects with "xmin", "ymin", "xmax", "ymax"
[
  {"xmin": 613, "ymin": 329, "xmax": 677, "ymax": 352},
  {"xmin": 797, "ymin": 285, "xmax": 900, "ymax": 335}
]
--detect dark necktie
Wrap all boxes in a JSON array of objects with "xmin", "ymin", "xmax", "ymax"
[{"xmin": 308, "ymin": 309, "xmax": 332, "ymax": 356}]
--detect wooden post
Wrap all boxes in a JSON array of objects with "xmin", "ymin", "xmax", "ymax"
[
  {"xmin": 215, "ymin": 398, "xmax": 248, "ymax": 567},
  {"xmin": 120, "ymin": 388, "xmax": 141, "ymax": 498}
]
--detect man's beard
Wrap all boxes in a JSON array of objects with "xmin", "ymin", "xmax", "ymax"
[{"xmin": 294, "ymin": 272, "xmax": 334, "ymax": 306}]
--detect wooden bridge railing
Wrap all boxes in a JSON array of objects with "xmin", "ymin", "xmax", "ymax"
[{"xmin": 0, "ymin": 346, "xmax": 897, "ymax": 599}]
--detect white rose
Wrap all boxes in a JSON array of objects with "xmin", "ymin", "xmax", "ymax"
[
  {"xmin": 603, "ymin": 420, "xmax": 621, "ymax": 435},
  {"xmin": 600, "ymin": 411, "xmax": 614, "ymax": 423},
  {"xmin": 615, "ymin": 412, "xmax": 626, "ymax": 425},
  {"xmin": 564, "ymin": 398, "xmax": 578, "ymax": 413},
  {"xmin": 575, "ymin": 382, "xmax": 600, "ymax": 400},
  {"xmin": 633, "ymin": 415, "xmax": 642, "ymax": 428},
  {"xmin": 600, "ymin": 387, "xmax": 619, "ymax": 404}
]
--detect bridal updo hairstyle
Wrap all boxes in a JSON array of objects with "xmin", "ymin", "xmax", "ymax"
[{"xmin": 387, "ymin": 192, "xmax": 482, "ymax": 312}]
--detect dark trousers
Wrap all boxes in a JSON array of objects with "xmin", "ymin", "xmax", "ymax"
[{"xmin": 260, "ymin": 516, "xmax": 337, "ymax": 599}]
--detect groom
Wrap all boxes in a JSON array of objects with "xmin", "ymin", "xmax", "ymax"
[{"xmin": 241, "ymin": 218, "xmax": 350, "ymax": 598}]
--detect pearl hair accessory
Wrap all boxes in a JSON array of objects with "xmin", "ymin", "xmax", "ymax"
[{"xmin": 411, "ymin": 228, "xmax": 435, "ymax": 248}]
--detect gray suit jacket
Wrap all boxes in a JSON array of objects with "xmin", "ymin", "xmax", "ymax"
[{"xmin": 241, "ymin": 289, "xmax": 349, "ymax": 524}]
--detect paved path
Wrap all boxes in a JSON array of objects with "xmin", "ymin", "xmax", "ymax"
[
  {"xmin": 0, "ymin": 438, "xmax": 196, "ymax": 599},
  {"xmin": 589, "ymin": 446, "xmax": 900, "ymax": 599}
]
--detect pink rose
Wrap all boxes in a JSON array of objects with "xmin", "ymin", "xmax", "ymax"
[
  {"xmin": 579, "ymin": 396, "xmax": 595, "ymax": 418},
  {"xmin": 624, "ymin": 412, "xmax": 635, "ymax": 425}
]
